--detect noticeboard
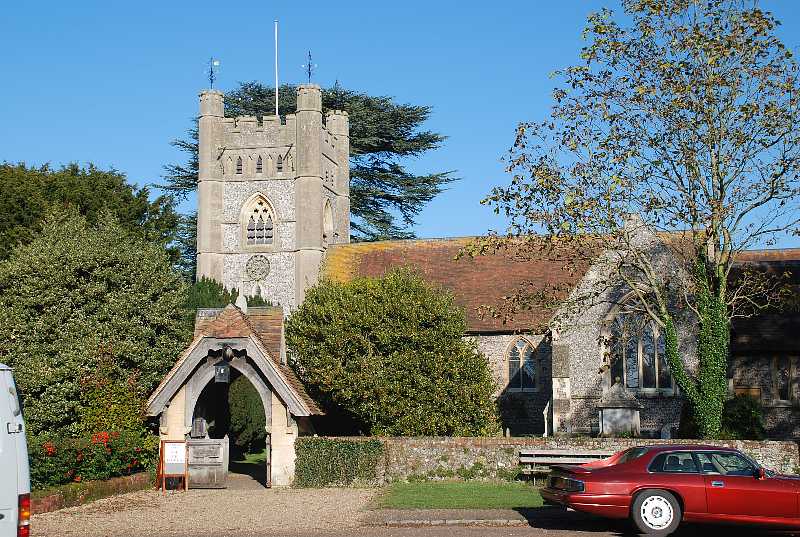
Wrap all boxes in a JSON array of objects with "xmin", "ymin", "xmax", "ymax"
[{"xmin": 159, "ymin": 440, "xmax": 188, "ymax": 492}]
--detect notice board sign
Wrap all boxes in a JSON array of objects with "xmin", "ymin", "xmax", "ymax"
[{"xmin": 159, "ymin": 440, "xmax": 188, "ymax": 492}]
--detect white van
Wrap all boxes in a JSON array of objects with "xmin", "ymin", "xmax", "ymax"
[{"xmin": 0, "ymin": 364, "xmax": 30, "ymax": 537}]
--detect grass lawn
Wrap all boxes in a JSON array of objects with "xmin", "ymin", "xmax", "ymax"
[
  {"xmin": 234, "ymin": 448, "xmax": 267, "ymax": 465},
  {"xmin": 378, "ymin": 480, "xmax": 544, "ymax": 510}
]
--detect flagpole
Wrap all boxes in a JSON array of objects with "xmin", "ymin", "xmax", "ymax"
[{"xmin": 274, "ymin": 20, "xmax": 279, "ymax": 117}]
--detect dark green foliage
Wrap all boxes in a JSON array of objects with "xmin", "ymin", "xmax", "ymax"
[
  {"xmin": 78, "ymin": 354, "xmax": 150, "ymax": 438},
  {"xmin": 721, "ymin": 395, "xmax": 767, "ymax": 440},
  {"xmin": 0, "ymin": 209, "xmax": 192, "ymax": 436},
  {"xmin": 185, "ymin": 277, "xmax": 239, "ymax": 309},
  {"xmin": 286, "ymin": 269, "xmax": 501, "ymax": 436},
  {"xmin": 692, "ymin": 262, "xmax": 731, "ymax": 439},
  {"xmin": 28, "ymin": 431, "xmax": 158, "ymax": 490},
  {"xmin": 185, "ymin": 277, "xmax": 272, "ymax": 309},
  {"xmin": 162, "ymin": 82, "xmax": 454, "ymax": 246},
  {"xmin": 0, "ymin": 162, "xmax": 179, "ymax": 262},
  {"xmin": 183, "ymin": 277, "xmax": 271, "ymax": 333},
  {"xmin": 174, "ymin": 212, "xmax": 198, "ymax": 281},
  {"xmin": 228, "ymin": 375, "xmax": 266, "ymax": 453},
  {"xmin": 294, "ymin": 438, "xmax": 384, "ymax": 487}
]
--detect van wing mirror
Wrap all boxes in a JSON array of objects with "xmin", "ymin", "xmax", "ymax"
[
  {"xmin": 8, "ymin": 388, "xmax": 21, "ymax": 417},
  {"xmin": 756, "ymin": 467, "xmax": 766, "ymax": 479}
]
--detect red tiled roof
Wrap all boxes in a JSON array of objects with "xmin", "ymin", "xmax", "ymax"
[
  {"xmin": 734, "ymin": 248, "xmax": 800, "ymax": 263},
  {"xmin": 194, "ymin": 305, "xmax": 322, "ymax": 414},
  {"xmin": 323, "ymin": 238, "xmax": 590, "ymax": 333}
]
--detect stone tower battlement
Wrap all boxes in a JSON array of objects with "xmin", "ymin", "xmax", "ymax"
[{"xmin": 196, "ymin": 84, "xmax": 350, "ymax": 310}]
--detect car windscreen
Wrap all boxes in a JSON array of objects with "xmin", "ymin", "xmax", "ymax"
[{"xmin": 613, "ymin": 447, "xmax": 650, "ymax": 465}]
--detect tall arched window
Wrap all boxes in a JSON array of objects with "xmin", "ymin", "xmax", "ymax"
[
  {"xmin": 256, "ymin": 155, "xmax": 263, "ymax": 174},
  {"xmin": 508, "ymin": 338, "xmax": 537, "ymax": 391},
  {"xmin": 276, "ymin": 154, "xmax": 283, "ymax": 172},
  {"xmin": 236, "ymin": 156, "xmax": 243, "ymax": 174},
  {"xmin": 244, "ymin": 196, "xmax": 275, "ymax": 246},
  {"xmin": 608, "ymin": 310, "xmax": 672, "ymax": 391}
]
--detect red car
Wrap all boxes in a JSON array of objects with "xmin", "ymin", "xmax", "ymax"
[{"xmin": 541, "ymin": 444, "xmax": 800, "ymax": 536}]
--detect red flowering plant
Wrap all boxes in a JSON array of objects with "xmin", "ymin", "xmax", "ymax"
[{"xmin": 27, "ymin": 431, "xmax": 159, "ymax": 490}]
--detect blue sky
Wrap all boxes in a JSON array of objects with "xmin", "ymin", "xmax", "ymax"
[{"xmin": 2, "ymin": 1, "xmax": 800, "ymax": 245}]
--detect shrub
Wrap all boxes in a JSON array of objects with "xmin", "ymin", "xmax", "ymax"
[
  {"xmin": 286, "ymin": 269, "xmax": 501, "ymax": 436},
  {"xmin": 294, "ymin": 438, "xmax": 384, "ymax": 487},
  {"xmin": 28, "ymin": 431, "xmax": 158, "ymax": 490},
  {"xmin": 228, "ymin": 375, "xmax": 266, "ymax": 453},
  {"xmin": 185, "ymin": 277, "xmax": 272, "ymax": 310},
  {"xmin": 0, "ymin": 209, "xmax": 191, "ymax": 436},
  {"xmin": 720, "ymin": 394, "xmax": 767, "ymax": 440}
]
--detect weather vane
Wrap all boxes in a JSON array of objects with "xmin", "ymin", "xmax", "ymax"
[
  {"xmin": 301, "ymin": 51, "xmax": 317, "ymax": 83},
  {"xmin": 206, "ymin": 57, "xmax": 221, "ymax": 88}
]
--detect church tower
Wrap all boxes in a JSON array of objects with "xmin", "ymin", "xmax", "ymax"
[{"xmin": 195, "ymin": 85, "xmax": 350, "ymax": 309}]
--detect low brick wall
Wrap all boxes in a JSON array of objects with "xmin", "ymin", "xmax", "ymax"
[
  {"xmin": 32, "ymin": 473, "xmax": 151, "ymax": 514},
  {"xmin": 320, "ymin": 437, "xmax": 799, "ymax": 484}
]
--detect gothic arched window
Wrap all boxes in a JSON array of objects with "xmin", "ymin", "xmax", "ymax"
[
  {"xmin": 256, "ymin": 155, "xmax": 263, "ymax": 174},
  {"xmin": 508, "ymin": 338, "xmax": 537, "ymax": 391},
  {"xmin": 322, "ymin": 200, "xmax": 334, "ymax": 245},
  {"xmin": 244, "ymin": 197, "xmax": 275, "ymax": 246},
  {"xmin": 236, "ymin": 157, "xmax": 243, "ymax": 175},
  {"xmin": 276, "ymin": 154, "xmax": 284, "ymax": 173},
  {"xmin": 607, "ymin": 310, "xmax": 672, "ymax": 391}
]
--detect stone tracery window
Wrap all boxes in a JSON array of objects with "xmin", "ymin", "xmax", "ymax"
[
  {"xmin": 276, "ymin": 154, "xmax": 283, "ymax": 173},
  {"xmin": 508, "ymin": 338, "xmax": 537, "ymax": 391},
  {"xmin": 244, "ymin": 197, "xmax": 275, "ymax": 246},
  {"xmin": 608, "ymin": 311, "xmax": 672, "ymax": 392},
  {"xmin": 256, "ymin": 155, "xmax": 263, "ymax": 174},
  {"xmin": 236, "ymin": 157, "xmax": 243, "ymax": 174}
]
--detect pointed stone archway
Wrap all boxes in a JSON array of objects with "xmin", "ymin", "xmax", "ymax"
[{"xmin": 147, "ymin": 305, "xmax": 322, "ymax": 486}]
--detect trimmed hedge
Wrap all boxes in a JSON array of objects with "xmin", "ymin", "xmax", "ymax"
[
  {"xmin": 294, "ymin": 438, "xmax": 384, "ymax": 487},
  {"xmin": 28, "ymin": 431, "xmax": 158, "ymax": 490}
]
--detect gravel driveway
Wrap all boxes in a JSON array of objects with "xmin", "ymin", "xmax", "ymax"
[{"xmin": 32, "ymin": 487, "xmax": 378, "ymax": 537}]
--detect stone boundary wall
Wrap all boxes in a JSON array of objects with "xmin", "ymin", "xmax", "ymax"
[
  {"xmin": 320, "ymin": 437, "xmax": 800, "ymax": 484},
  {"xmin": 32, "ymin": 473, "xmax": 151, "ymax": 514}
]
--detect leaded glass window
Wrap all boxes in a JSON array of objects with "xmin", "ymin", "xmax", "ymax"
[
  {"xmin": 608, "ymin": 311, "xmax": 672, "ymax": 391},
  {"xmin": 245, "ymin": 198, "xmax": 274, "ymax": 245},
  {"xmin": 508, "ymin": 339, "xmax": 536, "ymax": 390}
]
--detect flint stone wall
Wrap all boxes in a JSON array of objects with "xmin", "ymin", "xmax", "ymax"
[{"xmin": 320, "ymin": 437, "xmax": 800, "ymax": 484}]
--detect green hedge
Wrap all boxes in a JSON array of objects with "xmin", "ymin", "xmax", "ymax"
[
  {"xmin": 28, "ymin": 431, "xmax": 159, "ymax": 490},
  {"xmin": 294, "ymin": 438, "xmax": 384, "ymax": 487}
]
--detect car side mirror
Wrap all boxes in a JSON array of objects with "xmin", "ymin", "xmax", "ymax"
[{"xmin": 756, "ymin": 468, "xmax": 766, "ymax": 480}]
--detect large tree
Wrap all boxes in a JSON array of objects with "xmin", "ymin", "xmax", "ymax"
[
  {"xmin": 0, "ymin": 209, "xmax": 192, "ymax": 436},
  {"xmin": 285, "ymin": 269, "xmax": 500, "ymax": 436},
  {"xmin": 481, "ymin": 0, "xmax": 799, "ymax": 438},
  {"xmin": 162, "ymin": 82, "xmax": 455, "ymax": 255},
  {"xmin": 0, "ymin": 162, "xmax": 180, "ymax": 261}
]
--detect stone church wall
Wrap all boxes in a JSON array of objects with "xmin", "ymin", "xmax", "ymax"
[
  {"xmin": 308, "ymin": 437, "xmax": 799, "ymax": 484},
  {"xmin": 550, "ymin": 227, "xmax": 699, "ymax": 437},
  {"xmin": 472, "ymin": 334, "xmax": 552, "ymax": 436}
]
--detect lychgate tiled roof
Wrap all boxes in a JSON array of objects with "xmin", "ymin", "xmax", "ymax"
[
  {"xmin": 153, "ymin": 304, "xmax": 321, "ymax": 415},
  {"xmin": 323, "ymin": 238, "xmax": 591, "ymax": 333}
]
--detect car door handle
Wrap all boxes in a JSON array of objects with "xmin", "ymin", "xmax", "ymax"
[
  {"xmin": 711, "ymin": 480, "xmax": 725, "ymax": 488},
  {"xmin": 6, "ymin": 422, "xmax": 22, "ymax": 434}
]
